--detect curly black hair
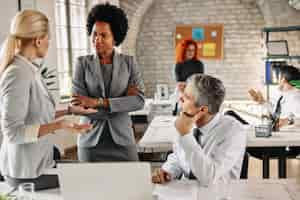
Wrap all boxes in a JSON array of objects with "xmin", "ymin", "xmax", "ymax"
[{"xmin": 87, "ymin": 3, "xmax": 128, "ymax": 46}]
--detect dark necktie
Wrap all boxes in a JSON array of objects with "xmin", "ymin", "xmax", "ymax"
[
  {"xmin": 273, "ymin": 95, "xmax": 283, "ymax": 118},
  {"xmin": 172, "ymin": 102, "xmax": 178, "ymax": 116},
  {"xmin": 193, "ymin": 128, "xmax": 203, "ymax": 147},
  {"xmin": 271, "ymin": 95, "xmax": 283, "ymax": 131},
  {"xmin": 189, "ymin": 128, "xmax": 203, "ymax": 179}
]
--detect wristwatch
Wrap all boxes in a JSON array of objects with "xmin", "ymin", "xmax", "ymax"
[{"xmin": 97, "ymin": 97, "xmax": 104, "ymax": 107}]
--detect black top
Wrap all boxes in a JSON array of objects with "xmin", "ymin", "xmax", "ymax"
[{"xmin": 175, "ymin": 59, "xmax": 204, "ymax": 82}]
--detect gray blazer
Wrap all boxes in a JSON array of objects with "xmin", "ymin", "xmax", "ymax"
[
  {"xmin": 0, "ymin": 55, "xmax": 56, "ymax": 179},
  {"xmin": 72, "ymin": 52, "xmax": 145, "ymax": 147}
]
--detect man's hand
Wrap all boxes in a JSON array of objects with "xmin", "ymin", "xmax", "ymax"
[
  {"xmin": 248, "ymin": 89, "xmax": 265, "ymax": 104},
  {"xmin": 152, "ymin": 168, "xmax": 171, "ymax": 184},
  {"xmin": 177, "ymin": 82, "xmax": 186, "ymax": 94},
  {"xmin": 278, "ymin": 118, "xmax": 289, "ymax": 128},
  {"xmin": 71, "ymin": 94, "xmax": 99, "ymax": 108},
  {"xmin": 175, "ymin": 111, "xmax": 202, "ymax": 136}
]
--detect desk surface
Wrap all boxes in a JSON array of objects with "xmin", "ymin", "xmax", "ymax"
[
  {"xmin": 130, "ymin": 98, "xmax": 153, "ymax": 116},
  {"xmin": 0, "ymin": 179, "xmax": 298, "ymax": 200},
  {"xmin": 154, "ymin": 179, "xmax": 300, "ymax": 200},
  {"xmin": 138, "ymin": 115, "xmax": 300, "ymax": 153}
]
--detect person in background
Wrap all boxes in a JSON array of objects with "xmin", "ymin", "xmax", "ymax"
[
  {"xmin": 71, "ymin": 3, "xmax": 145, "ymax": 162},
  {"xmin": 152, "ymin": 74, "xmax": 246, "ymax": 186},
  {"xmin": 172, "ymin": 39, "xmax": 204, "ymax": 115},
  {"xmin": 248, "ymin": 65, "xmax": 300, "ymax": 128},
  {"xmin": 225, "ymin": 65, "xmax": 300, "ymax": 170},
  {"xmin": 0, "ymin": 10, "xmax": 94, "ymax": 190}
]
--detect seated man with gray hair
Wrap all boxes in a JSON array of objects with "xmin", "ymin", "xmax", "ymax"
[{"xmin": 152, "ymin": 74, "xmax": 246, "ymax": 186}]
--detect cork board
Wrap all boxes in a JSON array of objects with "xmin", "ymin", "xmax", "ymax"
[{"xmin": 175, "ymin": 24, "xmax": 224, "ymax": 60}]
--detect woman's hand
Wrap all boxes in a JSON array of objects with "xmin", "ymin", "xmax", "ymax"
[
  {"xmin": 127, "ymin": 85, "xmax": 139, "ymax": 96},
  {"xmin": 71, "ymin": 94, "xmax": 99, "ymax": 108},
  {"xmin": 57, "ymin": 119, "xmax": 92, "ymax": 134},
  {"xmin": 68, "ymin": 105, "xmax": 98, "ymax": 115}
]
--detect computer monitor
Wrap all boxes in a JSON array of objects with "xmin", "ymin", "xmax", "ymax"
[{"xmin": 266, "ymin": 40, "xmax": 289, "ymax": 56}]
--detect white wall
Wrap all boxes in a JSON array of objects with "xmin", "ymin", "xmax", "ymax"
[
  {"xmin": 35, "ymin": 0, "xmax": 60, "ymax": 103},
  {"xmin": 0, "ymin": 0, "xmax": 120, "ymax": 103},
  {"xmin": 0, "ymin": 0, "xmax": 60, "ymax": 102},
  {"xmin": 0, "ymin": 1, "xmax": 18, "ymax": 44}
]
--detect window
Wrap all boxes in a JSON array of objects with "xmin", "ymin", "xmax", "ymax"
[{"xmin": 55, "ymin": 0, "xmax": 90, "ymax": 99}]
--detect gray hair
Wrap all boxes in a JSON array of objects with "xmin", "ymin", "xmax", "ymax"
[{"xmin": 187, "ymin": 74, "xmax": 225, "ymax": 114}]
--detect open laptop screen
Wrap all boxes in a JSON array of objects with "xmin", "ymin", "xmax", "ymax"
[{"xmin": 57, "ymin": 162, "xmax": 153, "ymax": 200}]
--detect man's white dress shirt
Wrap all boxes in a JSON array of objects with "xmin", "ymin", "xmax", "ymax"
[{"xmin": 162, "ymin": 113, "xmax": 247, "ymax": 186}]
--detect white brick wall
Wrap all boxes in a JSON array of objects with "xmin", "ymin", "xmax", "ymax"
[{"xmin": 120, "ymin": 0, "xmax": 300, "ymax": 99}]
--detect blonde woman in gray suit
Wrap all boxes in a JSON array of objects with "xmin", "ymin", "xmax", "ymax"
[{"xmin": 0, "ymin": 10, "xmax": 95, "ymax": 190}]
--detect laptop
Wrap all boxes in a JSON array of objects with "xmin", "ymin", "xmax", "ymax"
[{"xmin": 57, "ymin": 162, "xmax": 153, "ymax": 200}]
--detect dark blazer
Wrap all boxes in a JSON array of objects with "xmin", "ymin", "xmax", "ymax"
[
  {"xmin": 175, "ymin": 59, "xmax": 204, "ymax": 82},
  {"xmin": 72, "ymin": 51, "xmax": 145, "ymax": 147}
]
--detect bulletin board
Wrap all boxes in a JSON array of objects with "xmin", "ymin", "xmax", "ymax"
[{"xmin": 175, "ymin": 24, "xmax": 224, "ymax": 60}]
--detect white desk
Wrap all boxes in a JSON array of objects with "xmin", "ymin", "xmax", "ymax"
[
  {"xmin": 130, "ymin": 98, "xmax": 153, "ymax": 117},
  {"xmin": 138, "ymin": 115, "xmax": 300, "ymax": 178},
  {"xmin": 154, "ymin": 179, "xmax": 300, "ymax": 200},
  {"xmin": 138, "ymin": 116, "xmax": 177, "ymax": 153},
  {"xmin": 0, "ymin": 183, "xmax": 62, "ymax": 200},
  {"xmin": 138, "ymin": 115, "xmax": 300, "ymax": 152},
  {"xmin": 0, "ymin": 179, "xmax": 298, "ymax": 200}
]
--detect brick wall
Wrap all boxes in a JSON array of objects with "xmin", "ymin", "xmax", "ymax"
[{"xmin": 120, "ymin": 0, "xmax": 300, "ymax": 99}]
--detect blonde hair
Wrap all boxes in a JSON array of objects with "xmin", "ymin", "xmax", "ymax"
[{"xmin": 0, "ymin": 10, "xmax": 49, "ymax": 75}]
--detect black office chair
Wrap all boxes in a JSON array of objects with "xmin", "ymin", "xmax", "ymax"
[
  {"xmin": 53, "ymin": 146, "xmax": 61, "ymax": 161},
  {"xmin": 240, "ymin": 152, "xmax": 249, "ymax": 179},
  {"xmin": 224, "ymin": 110, "xmax": 249, "ymax": 179}
]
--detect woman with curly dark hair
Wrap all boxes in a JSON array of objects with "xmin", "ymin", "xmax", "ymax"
[{"xmin": 71, "ymin": 3, "xmax": 145, "ymax": 162}]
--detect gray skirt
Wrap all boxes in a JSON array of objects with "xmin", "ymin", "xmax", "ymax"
[{"xmin": 78, "ymin": 123, "xmax": 139, "ymax": 162}]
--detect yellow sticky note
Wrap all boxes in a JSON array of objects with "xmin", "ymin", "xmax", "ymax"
[{"xmin": 203, "ymin": 43, "xmax": 216, "ymax": 57}]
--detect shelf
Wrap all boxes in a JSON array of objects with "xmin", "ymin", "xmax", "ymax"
[
  {"xmin": 261, "ymin": 25, "xmax": 300, "ymax": 101},
  {"xmin": 262, "ymin": 26, "xmax": 300, "ymax": 33},
  {"xmin": 263, "ymin": 55, "xmax": 300, "ymax": 60}
]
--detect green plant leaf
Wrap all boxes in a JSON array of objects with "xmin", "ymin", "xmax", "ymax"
[
  {"xmin": 289, "ymin": 80, "xmax": 300, "ymax": 89},
  {"xmin": 47, "ymin": 75, "xmax": 56, "ymax": 79},
  {"xmin": 46, "ymin": 82, "xmax": 56, "ymax": 86}
]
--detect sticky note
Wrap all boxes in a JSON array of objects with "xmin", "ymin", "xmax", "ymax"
[
  {"xmin": 192, "ymin": 27, "xmax": 204, "ymax": 41},
  {"xmin": 203, "ymin": 43, "xmax": 216, "ymax": 57}
]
